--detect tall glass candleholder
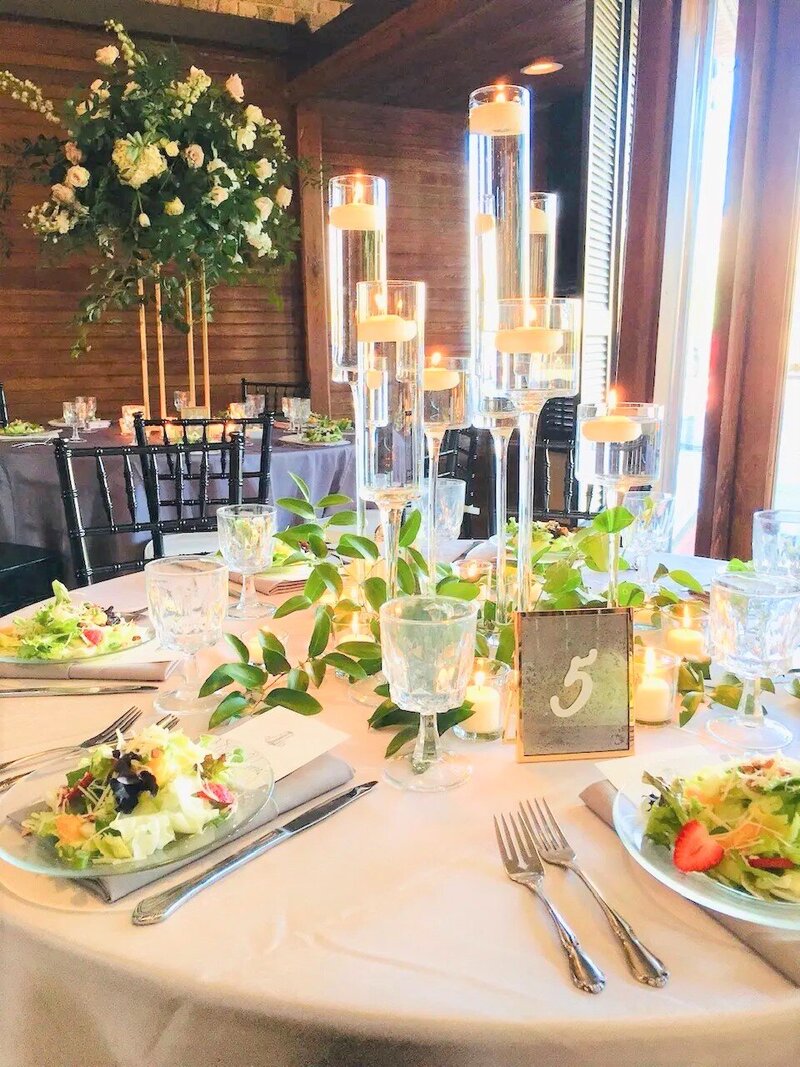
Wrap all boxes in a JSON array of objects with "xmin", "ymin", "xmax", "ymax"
[
  {"xmin": 490, "ymin": 297, "xmax": 581, "ymax": 611},
  {"xmin": 423, "ymin": 351, "xmax": 470, "ymax": 589},
  {"xmin": 356, "ymin": 280, "xmax": 425, "ymax": 599},
  {"xmin": 530, "ymin": 192, "xmax": 558, "ymax": 298},
  {"xmin": 577, "ymin": 394, "xmax": 664, "ymax": 607},
  {"xmin": 328, "ymin": 174, "xmax": 388, "ymax": 535}
]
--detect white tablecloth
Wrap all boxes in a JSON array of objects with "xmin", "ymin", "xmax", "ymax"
[{"xmin": 2, "ymin": 561, "xmax": 800, "ymax": 1067}]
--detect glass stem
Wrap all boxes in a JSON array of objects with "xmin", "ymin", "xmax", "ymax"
[
  {"xmin": 180, "ymin": 651, "xmax": 198, "ymax": 698},
  {"xmin": 425, "ymin": 431, "xmax": 444, "ymax": 593},
  {"xmin": 239, "ymin": 573, "xmax": 256, "ymax": 614},
  {"xmin": 411, "ymin": 713, "xmax": 441, "ymax": 773},
  {"xmin": 517, "ymin": 407, "xmax": 541, "ymax": 612},
  {"xmin": 607, "ymin": 484, "xmax": 624, "ymax": 608},
  {"xmin": 379, "ymin": 505, "xmax": 404, "ymax": 599},
  {"xmin": 349, "ymin": 378, "xmax": 367, "ymax": 537},
  {"xmin": 737, "ymin": 677, "xmax": 763, "ymax": 727},
  {"xmin": 491, "ymin": 427, "xmax": 512, "ymax": 628}
]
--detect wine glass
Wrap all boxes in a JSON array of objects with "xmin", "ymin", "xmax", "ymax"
[
  {"xmin": 217, "ymin": 504, "xmax": 276, "ymax": 619},
  {"xmin": 420, "ymin": 477, "xmax": 466, "ymax": 545},
  {"xmin": 244, "ymin": 393, "xmax": 266, "ymax": 418},
  {"xmin": 174, "ymin": 390, "xmax": 190, "ymax": 415},
  {"xmin": 62, "ymin": 399, "xmax": 87, "ymax": 443},
  {"xmin": 622, "ymin": 490, "xmax": 675, "ymax": 595},
  {"xmin": 380, "ymin": 596, "xmax": 478, "ymax": 791},
  {"xmin": 76, "ymin": 395, "xmax": 97, "ymax": 426},
  {"xmin": 707, "ymin": 572, "xmax": 800, "ymax": 751},
  {"xmin": 145, "ymin": 556, "xmax": 229, "ymax": 716},
  {"xmin": 753, "ymin": 510, "xmax": 800, "ymax": 579}
]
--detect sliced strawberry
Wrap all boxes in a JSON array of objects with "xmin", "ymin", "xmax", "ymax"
[
  {"xmin": 673, "ymin": 820, "xmax": 725, "ymax": 872},
  {"xmin": 82, "ymin": 627, "xmax": 103, "ymax": 646},
  {"xmin": 747, "ymin": 856, "xmax": 796, "ymax": 870},
  {"xmin": 195, "ymin": 782, "xmax": 235, "ymax": 808}
]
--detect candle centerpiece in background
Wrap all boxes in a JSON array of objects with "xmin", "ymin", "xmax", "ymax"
[
  {"xmin": 633, "ymin": 646, "xmax": 679, "ymax": 726},
  {"xmin": 454, "ymin": 657, "xmax": 512, "ymax": 742},
  {"xmin": 328, "ymin": 174, "xmax": 388, "ymax": 535},
  {"xmin": 661, "ymin": 602, "xmax": 708, "ymax": 660},
  {"xmin": 530, "ymin": 192, "xmax": 558, "ymax": 299}
]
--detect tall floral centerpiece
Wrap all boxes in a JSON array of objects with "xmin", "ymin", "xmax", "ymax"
[{"xmin": 0, "ymin": 21, "xmax": 299, "ymax": 414}]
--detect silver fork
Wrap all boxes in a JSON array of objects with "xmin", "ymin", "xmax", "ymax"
[
  {"xmin": 522, "ymin": 798, "xmax": 669, "ymax": 988},
  {"xmin": 0, "ymin": 706, "xmax": 142, "ymax": 776},
  {"xmin": 494, "ymin": 811, "xmax": 605, "ymax": 994}
]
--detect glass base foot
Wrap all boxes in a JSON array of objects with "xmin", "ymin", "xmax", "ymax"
[
  {"xmin": 154, "ymin": 687, "xmax": 220, "ymax": 718},
  {"xmin": 706, "ymin": 714, "xmax": 793, "ymax": 752},
  {"xmin": 453, "ymin": 723, "xmax": 503, "ymax": 742},
  {"xmin": 383, "ymin": 751, "xmax": 472, "ymax": 792},
  {"xmin": 347, "ymin": 671, "xmax": 386, "ymax": 706},
  {"xmin": 227, "ymin": 600, "xmax": 276, "ymax": 620}
]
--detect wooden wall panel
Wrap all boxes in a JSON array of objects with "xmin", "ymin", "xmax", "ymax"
[{"xmin": 0, "ymin": 18, "xmax": 305, "ymax": 422}]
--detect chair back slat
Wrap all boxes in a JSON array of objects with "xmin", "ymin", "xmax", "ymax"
[
  {"xmin": 95, "ymin": 454, "xmax": 114, "ymax": 527},
  {"xmin": 0, "ymin": 383, "xmax": 8, "ymax": 428},
  {"xmin": 122, "ymin": 454, "xmax": 137, "ymax": 520}
]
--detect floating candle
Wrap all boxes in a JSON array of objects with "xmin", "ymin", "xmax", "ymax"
[
  {"xmin": 357, "ymin": 314, "xmax": 418, "ymax": 344},
  {"xmin": 495, "ymin": 326, "xmax": 564, "ymax": 354},
  {"xmin": 581, "ymin": 415, "xmax": 640, "ymax": 443},
  {"xmin": 329, "ymin": 201, "xmax": 382, "ymax": 231},
  {"xmin": 423, "ymin": 352, "xmax": 459, "ymax": 390},
  {"xmin": 665, "ymin": 606, "xmax": 706, "ymax": 659},
  {"xmin": 469, "ymin": 98, "xmax": 526, "ymax": 136},
  {"xmin": 464, "ymin": 671, "xmax": 503, "ymax": 733},
  {"xmin": 530, "ymin": 205, "xmax": 553, "ymax": 234},
  {"xmin": 364, "ymin": 368, "xmax": 385, "ymax": 391},
  {"xmin": 475, "ymin": 212, "xmax": 496, "ymax": 235}
]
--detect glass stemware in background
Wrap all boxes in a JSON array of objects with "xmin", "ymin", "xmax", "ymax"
[
  {"xmin": 287, "ymin": 397, "xmax": 311, "ymax": 436},
  {"xmin": 145, "ymin": 556, "xmax": 229, "ymax": 716},
  {"xmin": 380, "ymin": 596, "xmax": 478, "ymax": 791},
  {"xmin": 577, "ymin": 395, "xmax": 664, "ymax": 607},
  {"xmin": 356, "ymin": 279, "xmax": 425, "ymax": 598},
  {"xmin": 76, "ymin": 395, "xmax": 97, "ymax": 426},
  {"xmin": 753, "ymin": 510, "xmax": 800, "ymax": 579},
  {"xmin": 422, "ymin": 351, "xmax": 469, "ymax": 589},
  {"xmin": 218, "ymin": 504, "xmax": 276, "ymax": 619},
  {"xmin": 707, "ymin": 572, "xmax": 800, "ymax": 751},
  {"xmin": 174, "ymin": 390, "xmax": 190, "ymax": 415},
  {"xmin": 62, "ymin": 399, "xmax": 87, "ymax": 442},
  {"xmin": 622, "ymin": 490, "xmax": 675, "ymax": 594},
  {"xmin": 244, "ymin": 393, "xmax": 266, "ymax": 419},
  {"xmin": 420, "ymin": 477, "xmax": 466, "ymax": 546}
]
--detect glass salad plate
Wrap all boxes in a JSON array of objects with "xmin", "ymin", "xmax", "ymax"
[
  {"xmin": 613, "ymin": 790, "xmax": 800, "ymax": 930},
  {"xmin": 0, "ymin": 617, "xmax": 156, "ymax": 665},
  {"xmin": 0, "ymin": 746, "xmax": 275, "ymax": 878}
]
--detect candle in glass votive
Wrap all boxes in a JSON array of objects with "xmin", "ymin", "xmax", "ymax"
[
  {"xmin": 228, "ymin": 402, "xmax": 247, "ymax": 419},
  {"xmin": 530, "ymin": 205, "xmax": 553, "ymax": 234},
  {"xmin": 475, "ymin": 213, "xmax": 496, "ymax": 235},
  {"xmin": 664, "ymin": 604, "xmax": 706, "ymax": 659},
  {"xmin": 469, "ymin": 89, "xmax": 526, "ymax": 136},
  {"xmin": 357, "ymin": 315, "xmax": 418, "ymax": 344},
  {"xmin": 580, "ymin": 388, "xmax": 639, "ymax": 443},
  {"xmin": 423, "ymin": 350, "xmax": 460, "ymax": 391},
  {"xmin": 634, "ymin": 646, "xmax": 679, "ymax": 725},
  {"xmin": 464, "ymin": 670, "xmax": 502, "ymax": 733},
  {"xmin": 452, "ymin": 559, "xmax": 493, "ymax": 604}
]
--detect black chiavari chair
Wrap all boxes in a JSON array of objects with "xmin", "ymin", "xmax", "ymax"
[
  {"xmin": 54, "ymin": 435, "xmax": 243, "ymax": 586},
  {"xmin": 0, "ymin": 383, "xmax": 8, "ymax": 428},
  {"xmin": 134, "ymin": 414, "xmax": 274, "ymax": 504},
  {"xmin": 240, "ymin": 378, "xmax": 310, "ymax": 416}
]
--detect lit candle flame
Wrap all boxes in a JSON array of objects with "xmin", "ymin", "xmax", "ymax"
[
  {"xmin": 683, "ymin": 605, "xmax": 691, "ymax": 629},
  {"xmin": 644, "ymin": 646, "xmax": 657, "ymax": 675},
  {"xmin": 375, "ymin": 292, "xmax": 387, "ymax": 313},
  {"xmin": 474, "ymin": 670, "xmax": 486, "ymax": 687},
  {"xmin": 495, "ymin": 83, "xmax": 507, "ymax": 102},
  {"xmin": 431, "ymin": 350, "xmax": 442, "ymax": 366},
  {"xmin": 354, "ymin": 180, "xmax": 364, "ymax": 203},
  {"xmin": 607, "ymin": 387, "xmax": 617, "ymax": 412},
  {"xmin": 526, "ymin": 305, "xmax": 537, "ymax": 326}
]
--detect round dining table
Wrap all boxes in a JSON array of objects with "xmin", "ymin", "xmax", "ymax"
[{"xmin": 1, "ymin": 555, "xmax": 799, "ymax": 1067}]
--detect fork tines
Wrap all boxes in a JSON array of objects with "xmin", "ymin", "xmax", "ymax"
[{"xmin": 521, "ymin": 797, "xmax": 570, "ymax": 853}]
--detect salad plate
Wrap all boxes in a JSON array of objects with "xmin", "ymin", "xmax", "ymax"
[
  {"xmin": 0, "ymin": 580, "xmax": 154, "ymax": 664},
  {"xmin": 48, "ymin": 419, "xmax": 111, "ymax": 430},
  {"xmin": 0, "ymin": 724, "xmax": 274, "ymax": 878},
  {"xmin": 0, "ymin": 421, "xmax": 60, "ymax": 443},
  {"xmin": 613, "ymin": 756, "xmax": 800, "ymax": 929},
  {"xmin": 278, "ymin": 433, "xmax": 347, "ymax": 448}
]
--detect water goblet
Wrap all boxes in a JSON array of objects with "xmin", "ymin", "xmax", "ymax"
[
  {"xmin": 380, "ymin": 596, "xmax": 478, "ymax": 791},
  {"xmin": 62, "ymin": 399, "xmax": 86, "ymax": 442},
  {"xmin": 245, "ymin": 393, "xmax": 266, "ymax": 418},
  {"xmin": 145, "ymin": 556, "xmax": 229, "ymax": 717},
  {"xmin": 753, "ymin": 510, "xmax": 800, "ymax": 580},
  {"xmin": 217, "ymin": 504, "xmax": 277, "ymax": 619},
  {"xmin": 622, "ymin": 490, "xmax": 675, "ymax": 594},
  {"xmin": 174, "ymin": 390, "xmax": 190, "ymax": 415},
  {"xmin": 707, "ymin": 572, "xmax": 800, "ymax": 751},
  {"xmin": 420, "ymin": 477, "xmax": 466, "ymax": 547},
  {"xmin": 76, "ymin": 395, "xmax": 97, "ymax": 425}
]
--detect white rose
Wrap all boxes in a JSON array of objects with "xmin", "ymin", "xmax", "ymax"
[
  {"xmin": 64, "ymin": 141, "xmax": 83, "ymax": 164},
  {"xmin": 65, "ymin": 165, "xmax": 90, "ymax": 189},
  {"xmin": 207, "ymin": 186, "xmax": 229, "ymax": 206},
  {"xmin": 244, "ymin": 104, "xmax": 265, "ymax": 126},
  {"xmin": 275, "ymin": 185, "xmax": 292, "ymax": 209},
  {"xmin": 254, "ymin": 196, "xmax": 273, "ymax": 220},
  {"xmin": 225, "ymin": 74, "xmax": 244, "ymax": 102},
  {"xmin": 162, "ymin": 140, "xmax": 179, "ymax": 158},
  {"xmin": 123, "ymin": 82, "xmax": 139, "ymax": 97},
  {"xmin": 75, "ymin": 101, "xmax": 87, "ymax": 116},
  {"xmin": 164, "ymin": 197, "xmax": 185, "ymax": 216},
  {"xmin": 254, "ymin": 157, "xmax": 274, "ymax": 182},
  {"xmin": 207, "ymin": 158, "xmax": 225, "ymax": 173},
  {"xmin": 184, "ymin": 143, "xmax": 204, "ymax": 168},
  {"xmin": 138, "ymin": 212, "xmax": 150, "ymax": 228},
  {"xmin": 95, "ymin": 45, "xmax": 119, "ymax": 65},
  {"xmin": 90, "ymin": 79, "xmax": 104, "ymax": 94},
  {"xmin": 55, "ymin": 211, "xmax": 71, "ymax": 234},
  {"xmin": 51, "ymin": 183, "xmax": 75, "ymax": 206},
  {"xmin": 235, "ymin": 125, "xmax": 256, "ymax": 151}
]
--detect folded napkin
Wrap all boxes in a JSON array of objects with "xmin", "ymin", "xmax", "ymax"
[
  {"xmin": 229, "ymin": 567, "xmax": 309, "ymax": 597},
  {"xmin": 79, "ymin": 752, "xmax": 353, "ymax": 903},
  {"xmin": 581, "ymin": 779, "xmax": 800, "ymax": 987},
  {"xmin": 0, "ymin": 659, "xmax": 173, "ymax": 682}
]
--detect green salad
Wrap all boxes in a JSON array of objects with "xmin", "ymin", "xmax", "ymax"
[
  {"xmin": 0, "ymin": 580, "xmax": 141, "ymax": 661},
  {"xmin": 22, "ymin": 724, "xmax": 245, "ymax": 867},
  {"xmin": 302, "ymin": 414, "xmax": 352, "ymax": 443},
  {"xmin": 644, "ymin": 756, "xmax": 800, "ymax": 902},
  {"xmin": 0, "ymin": 419, "xmax": 45, "ymax": 436}
]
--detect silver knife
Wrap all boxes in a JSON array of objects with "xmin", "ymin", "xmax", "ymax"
[
  {"xmin": 131, "ymin": 780, "xmax": 378, "ymax": 925},
  {"xmin": 0, "ymin": 684, "xmax": 159, "ymax": 698}
]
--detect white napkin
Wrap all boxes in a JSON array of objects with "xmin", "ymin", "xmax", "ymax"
[
  {"xmin": 229, "ymin": 567, "xmax": 310, "ymax": 597},
  {"xmin": 0, "ymin": 642, "xmax": 177, "ymax": 682}
]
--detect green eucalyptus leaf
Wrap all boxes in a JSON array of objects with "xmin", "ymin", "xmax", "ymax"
[
  {"xmin": 286, "ymin": 666, "xmax": 310, "ymax": 692},
  {"xmin": 273, "ymin": 593, "xmax": 313, "ymax": 618},
  {"xmin": 223, "ymin": 632, "xmax": 250, "ymax": 663},
  {"xmin": 263, "ymin": 687, "xmax": 322, "ymax": 715},
  {"xmin": 399, "ymin": 508, "xmax": 421, "ymax": 547},
  {"xmin": 316, "ymin": 493, "xmax": 351, "ymax": 508},
  {"xmin": 198, "ymin": 664, "xmax": 235, "ymax": 698},
  {"xmin": 653, "ymin": 563, "xmax": 670, "ymax": 581},
  {"xmin": 373, "ymin": 682, "xmax": 390, "ymax": 698},
  {"xmin": 323, "ymin": 652, "xmax": 367, "ymax": 679},
  {"xmin": 326, "ymin": 509, "xmax": 359, "ymax": 527},
  {"xmin": 209, "ymin": 691, "xmax": 251, "ymax": 729},
  {"xmin": 496, "ymin": 623, "xmax": 516, "ymax": 666},
  {"xmin": 336, "ymin": 639, "xmax": 383, "ymax": 660},
  {"xmin": 396, "ymin": 557, "xmax": 417, "ymax": 594},
  {"xmin": 668, "ymin": 569, "xmax": 704, "ymax": 594},
  {"xmin": 436, "ymin": 577, "xmax": 480, "ymax": 600},
  {"xmin": 761, "ymin": 677, "xmax": 776, "ymax": 694},
  {"xmin": 616, "ymin": 581, "xmax": 646, "ymax": 607},
  {"xmin": 475, "ymin": 632, "xmax": 490, "ymax": 657},
  {"xmin": 679, "ymin": 692, "xmax": 706, "ymax": 727},
  {"xmin": 308, "ymin": 607, "xmax": 332, "ymax": 657},
  {"xmin": 438, "ymin": 703, "xmax": 476, "ymax": 733},
  {"xmin": 289, "ymin": 472, "xmax": 311, "ymax": 501},
  {"xmin": 225, "ymin": 663, "xmax": 267, "ymax": 690},
  {"xmin": 308, "ymin": 534, "xmax": 329, "ymax": 558},
  {"xmin": 258, "ymin": 630, "xmax": 286, "ymax": 656},
  {"xmin": 406, "ymin": 546, "xmax": 428, "ymax": 576},
  {"xmin": 712, "ymin": 684, "xmax": 742, "ymax": 710},
  {"xmin": 276, "ymin": 522, "xmax": 325, "ymax": 546},
  {"xmin": 261, "ymin": 649, "xmax": 291, "ymax": 676},
  {"xmin": 309, "ymin": 658, "xmax": 327, "ymax": 687},
  {"xmin": 276, "ymin": 497, "xmax": 317, "ymax": 521},
  {"xmin": 303, "ymin": 569, "xmax": 327, "ymax": 603},
  {"xmin": 313, "ymin": 561, "xmax": 343, "ymax": 597},
  {"xmin": 337, "ymin": 534, "xmax": 380, "ymax": 561},
  {"xmin": 363, "ymin": 576, "xmax": 388, "ymax": 612}
]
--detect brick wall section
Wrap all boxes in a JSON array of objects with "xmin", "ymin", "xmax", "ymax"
[{"xmin": 144, "ymin": 0, "xmax": 350, "ymax": 31}]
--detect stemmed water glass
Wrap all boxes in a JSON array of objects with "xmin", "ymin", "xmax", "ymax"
[
  {"xmin": 707, "ymin": 572, "xmax": 800, "ymax": 751},
  {"xmin": 145, "ymin": 556, "xmax": 229, "ymax": 716},
  {"xmin": 622, "ymin": 490, "xmax": 675, "ymax": 595},
  {"xmin": 174, "ymin": 390, "xmax": 190, "ymax": 415},
  {"xmin": 244, "ymin": 393, "xmax": 266, "ymax": 418},
  {"xmin": 62, "ymin": 399, "xmax": 87, "ymax": 442},
  {"xmin": 356, "ymin": 279, "xmax": 425, "ymax": 599},
  {"xmin": 420, "ymin": 477, "xmax": 466, "ymax": 546},
  {"xmin": 217, "ymin": 504, "xmax": 276, "ymax": 619},
  {"xmin": 76, "ymin": 396, "xmax": 97, "ymax": 427},
  {"xmin": 287, "ymin": 397, "xmax": 311, "ymax": 436},
  {"xmin": 380, "ymin": 596, "xmax": 478, "ymax": 791},
  {"xmin": 753, "ymin": 510, "xmax": 800, "ymax": 579}
]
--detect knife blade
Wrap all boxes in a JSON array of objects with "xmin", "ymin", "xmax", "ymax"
[
  {"xmin": 131, "ymin": 780, "xmax": 378, "ymax": 925},
  {"xmin": 0, "ymin": 684, "xmax": 159, "ymax": 698}
]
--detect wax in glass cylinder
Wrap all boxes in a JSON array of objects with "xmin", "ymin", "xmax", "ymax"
[
  {"xmin": 577, "ymin": 395, "xmax": 664, "ymax": 489},
  {"xmin": 423, "ymin": 352, "xmax": 469, "ymax": 431}
]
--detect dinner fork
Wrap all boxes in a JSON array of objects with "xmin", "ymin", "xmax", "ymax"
[
  {"xmin": 0, "ymin": 706, "xmax": 142, "ymax": 776},
  {"xmin": 521, "ymin": 799, "xmax": 669, "ymax": 988},
  {"xmin": 494, "ymin": 811, "xmax": 605, "ymax": 994}
]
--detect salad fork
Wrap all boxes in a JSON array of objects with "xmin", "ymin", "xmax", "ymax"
[
  {"xmin": 0, "ymin": 706, "xmax": 142, "ymax": 776},
  {"xmin": 493, "ymin": 811, "xmax": 605, "ymax": 994},
  {"xmin": 521, "ymin": 799, "xmax": 669, "ymax": 988}
]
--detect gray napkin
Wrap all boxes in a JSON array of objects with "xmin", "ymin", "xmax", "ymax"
[
  {"xmin": 0, "ymin": 660, "xmax": 173, "ymax": 682},
  {"xmin": 581, "ymin": 779, "xmax": 800, "ymax": 987}
]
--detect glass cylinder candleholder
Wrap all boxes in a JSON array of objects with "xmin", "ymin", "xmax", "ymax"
[
  {"xmin": 659, "ymin": 601, "xmax": 708, "ymax": 661},
  {"xmin": 577, "ymin": 394, "xmax": 664, "ymax": 607},
  {"xmin": 490, "ymin": 297, "xmax": 581, "ymax": 612},
  {"xmin": 328, "ymin": 174, "xmax": 388, "ymax": 535},
  {"xmin": 423, "ymin": 351, "xmax": 470, "ymax": 589},
  {"xmin": 356, "ymin": 280, "xmax": 425, "ymax": 599},
  {"xmin": 454, "ymin": 657, "xmax": 512, "ymax": 741},
  {"xmin": 530, "ymin": 192, "xmax": 558, "ymax": 298},
  {"xmin": 633, "ymin": 646, "xmax": 680, "ymax": 726}
]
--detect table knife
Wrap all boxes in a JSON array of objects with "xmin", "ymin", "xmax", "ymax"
[
  {"xmin": 131, "ymin": 780, "xmax": 378, "ymax": 925},
  {"xmin": 0, "ymin": 684, "xmax": 159, "ymax": 698}
]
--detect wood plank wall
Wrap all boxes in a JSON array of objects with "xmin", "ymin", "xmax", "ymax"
[{"xmin": 0, "ymin": 18, "xmax": 305, "ymax": 422}]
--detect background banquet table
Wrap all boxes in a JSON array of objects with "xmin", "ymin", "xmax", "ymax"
[
  {"xmin": 1, "ymin": 557, "xmax": 800, "ymax": 1067},
  {"xmin": 0, "ymin": 427, "xmax": 355, "ymax": 583}
]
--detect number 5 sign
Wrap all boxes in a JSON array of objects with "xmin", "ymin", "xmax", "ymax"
[{"xmin": 515, "ymin": 608, "xmax": 634, "ymax": 762}]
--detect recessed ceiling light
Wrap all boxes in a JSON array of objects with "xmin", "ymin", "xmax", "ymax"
[{"xmin": 521, "ymin": 57, "xmax": 563, "ymax": 76}]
